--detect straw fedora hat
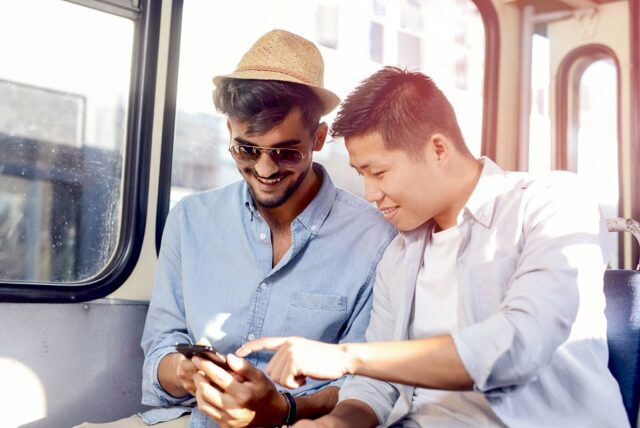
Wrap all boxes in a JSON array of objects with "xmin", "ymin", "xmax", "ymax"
[{"xmin": 213, "ymin": 29, "xmax": 341, "ymax": 115}]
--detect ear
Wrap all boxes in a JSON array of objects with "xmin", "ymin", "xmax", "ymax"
[
  {"xmin": 226, "ymin": 119, "xmax": 232, "ymax": 133},
  {"xmin": 428, "ymin": 133, "xmax": 450, "ymax": 162},
  {"xmin": 312, "ymin": 122, "xmax": 329, "ymax": 152}
]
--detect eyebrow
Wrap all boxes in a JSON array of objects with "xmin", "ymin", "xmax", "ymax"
[
  {"xmin": 350, "ymin": 163, "xmax": 369, "ymax": 172},
  {"xmin": 234, "ymin": 137, "xmax": 303, "ymax": 148}
]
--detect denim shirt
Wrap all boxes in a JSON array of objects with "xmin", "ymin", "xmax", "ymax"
[{"xmin": 140, "ymin": 164, "xmax": 397, "ymax": 427}]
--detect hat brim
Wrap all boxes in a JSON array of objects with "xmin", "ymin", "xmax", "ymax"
[{"xmin": 213, "ymin": 70, "xmax": 341, "ymax": 116}]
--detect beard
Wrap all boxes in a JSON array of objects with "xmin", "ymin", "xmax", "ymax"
[{"xmin": 243, "ymin": 165, "xmax": 310, "ymax": 209}]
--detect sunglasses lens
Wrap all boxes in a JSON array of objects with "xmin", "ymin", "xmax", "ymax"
[
  {"xmin": 231, "ymin": 145, "xmax": 261, "ymax": 162},
  {"xmin": 231, "ymin": 145, "xmax": 303, "ymax": 166},
  {"xmin": 272, "ymin": 149, "xmax": 303, "ymax": 166}
]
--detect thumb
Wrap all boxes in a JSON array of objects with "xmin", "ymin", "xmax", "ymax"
[{"xmin": 226, "ymin": 354, "xmax": 262, "ymax": 381}]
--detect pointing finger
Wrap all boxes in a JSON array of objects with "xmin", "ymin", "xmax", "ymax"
[{"xmin": 236, "ymin": 336, "xmax": 291, "ymax": 357}]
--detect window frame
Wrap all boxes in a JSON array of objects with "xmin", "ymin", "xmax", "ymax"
[
  {"xmin": 155, "ymin": 0, "xmax": 499, "ymax": 251},
  {"xmin": 555, "ymin": 44, "xmax": 623, "ymax": 266},
  {"xmin": 0, "ymin": 0, "xmax": 161, "ymax": 302},
  {"xmin": 555, "ymin": 44, "xmax": 621, "ymax": 173}
]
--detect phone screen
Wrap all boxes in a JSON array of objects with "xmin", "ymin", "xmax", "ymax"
[{"xmin": 174, "ymin": 343, "xmax": 229, "ymax": 369}]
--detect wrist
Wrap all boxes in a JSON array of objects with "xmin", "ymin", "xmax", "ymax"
[
  {"xmin": 341, "ymin": 344, "xmax": 361, "ymax": 376},
  {"xmin": 159, "ymin": 352, "xmax": 188, "ymax": 397},
  {"xmin": 262, "ymin": 390, "xmax": 289, "ymax": 427}
]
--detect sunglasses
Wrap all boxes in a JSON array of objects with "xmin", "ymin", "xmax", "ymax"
[{"xmin": 228, "ymin": 143, "xmax": 307, "ymax": 167}]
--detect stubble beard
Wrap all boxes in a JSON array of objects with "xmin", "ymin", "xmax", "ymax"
[{"xmin": 244, "ymin": 165, "xmax": 310, "ymax": 209}]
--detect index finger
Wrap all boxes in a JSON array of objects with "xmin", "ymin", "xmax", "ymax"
[
  {"xmin": 236, "ymin": 336, "xmax": 290, "ymax": 357},
  {"xmin": 192, "ymin": 356, "xmax": 234, "ymax": 390}
]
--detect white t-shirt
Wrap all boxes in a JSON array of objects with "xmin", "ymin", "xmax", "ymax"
[{"xmin": 404, "ymin": 226, "xmax": 504, "ymax": 427}]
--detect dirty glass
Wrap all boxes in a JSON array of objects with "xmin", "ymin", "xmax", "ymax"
[{"xmin": 0, "ymin": 0, "xmax": 133, "ymax": 283}]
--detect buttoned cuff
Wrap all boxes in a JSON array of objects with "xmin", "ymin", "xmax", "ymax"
[{"xmin": 142, "ymin": 332, "xmax": 193, "ymax": 406}]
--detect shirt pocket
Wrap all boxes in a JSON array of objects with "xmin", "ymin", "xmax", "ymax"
[
  {"xmin": 284, "ymin": 291, "xmax": 348, "ymax": 342},
  {"xmin": 466, "ymin": 256, "xmax": 518, "ymax": 322}
]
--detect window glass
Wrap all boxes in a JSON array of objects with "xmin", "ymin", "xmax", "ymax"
[
  {"xmin": 528, "ymin": 34, "xmax": 551, "ymax": 173},
  {"xmin": 575, "ymin": 59, "xmax": 619, "ymax": 267},
  {"xmin": 170, "ymin": 0, "xmax": 486, "ymax": 207},
  {"xmin": 0, "ymin": 1, "xmax": 133, "ymax": 283}
]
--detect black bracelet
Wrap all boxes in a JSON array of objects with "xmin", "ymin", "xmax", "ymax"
[{"xmin": 281, "ymin": 391, "xmax": 297, "ymax": 426}]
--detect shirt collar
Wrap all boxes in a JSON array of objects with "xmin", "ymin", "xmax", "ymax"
[
  {"xmin": 242, "ymin": 182, "xmax": 257, "ymax": 216},
  {"xmin": 463, "ymin": 156, "xmax": 506, "ymax": 229},
  {"xmin": 294, "ymin": 163, "xmax": 336, "ymax": 235},
  {"xmin": 241, "ymin": 162, "xmax": 337, "ymax": 236}
]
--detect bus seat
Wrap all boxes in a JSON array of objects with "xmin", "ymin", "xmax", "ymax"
[
  {"xmin": 604, "ymin": 218, "xmax": 640, "ymax": 427},
  {"xmin": 604, "ymin": 269, "xmax": 640, "ymax": 427}
]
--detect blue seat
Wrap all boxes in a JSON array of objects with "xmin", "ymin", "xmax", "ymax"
[
  {"xmin": 604, "ymin": 268, "xmax": 640, "ymax": 427},
  {"xmin": 603, "ymin": 218, "xmax": 640, "ymax": 426}
]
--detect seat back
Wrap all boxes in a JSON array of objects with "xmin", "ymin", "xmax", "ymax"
[
  {"xmin": 604, "ymin": 269, "xmax": 640, "ymax": 426},
  {"xmin": 604, "ymin": 219, "xmax": 640, "ymax": 426}
]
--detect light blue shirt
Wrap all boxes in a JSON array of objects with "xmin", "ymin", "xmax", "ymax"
[
  {"xmin": 140, "ymin": 163, "xmax": 397, "ymax": 427},
  {"xmin": 339, "ymin": 158, "xmax": 628, "ymax": 427}
]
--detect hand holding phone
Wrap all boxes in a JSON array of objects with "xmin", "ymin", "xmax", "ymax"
[{"xmin": 175, "ymin": 343, "xmax": 230, "ymax": 370}]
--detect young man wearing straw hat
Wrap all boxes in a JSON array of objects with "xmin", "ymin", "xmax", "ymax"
[{"xmin": 75, "ymin": 30, "xmax": 395, "ymax": 428}]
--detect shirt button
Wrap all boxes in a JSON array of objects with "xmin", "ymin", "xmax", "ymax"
[
  {"xmin": 259, "ymin": 232, "xmax": 267, "ymax": 240},
  {"xmin": 310, "ymin": 225, "xmax": 318, "ymax": 232},
  {"xmin": 260, "ymin": 282, "xmax": 267, "ymax": 290},
  {"xmin": 247, "ymin": 333, "xmax": 256, "ymax": 341}
]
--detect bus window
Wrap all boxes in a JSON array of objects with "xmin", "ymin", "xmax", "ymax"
[
  {"xmin": 167, "ymin": 0, "xmax": 489, "ymax": 211},
  {"xmin": 556, "ymin": 47, "xmax": 621, "ymax": 268},
  {"xmin": 574, "ymin": 58, "xmax": 620, "ymax": 267},
  {"xmin": 0, "ymin": 0, "xmax": 156, "ymax": 299},
  {"xmin": 528, "ymin": 34, "xmax": 551, "ymax": 174}
]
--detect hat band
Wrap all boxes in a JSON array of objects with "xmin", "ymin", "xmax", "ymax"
[{"xmin": 235, "ymin": 65, "xmax": 318, "ymax": 87}]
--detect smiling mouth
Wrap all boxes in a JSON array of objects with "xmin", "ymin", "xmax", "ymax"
[
  {"xmin": 255, "ymin": 175, "xmax": 284, "ymax": 185},
  {"xmin": 380, "ymin": 206, "xmax": 399, "ymax": 215}
]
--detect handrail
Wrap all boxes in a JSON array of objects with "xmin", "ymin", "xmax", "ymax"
[{"xmin": 607, "ymin": 218, "xmax": 640, "ymax": 270}]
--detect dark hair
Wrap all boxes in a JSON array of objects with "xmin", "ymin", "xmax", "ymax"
[
  {"xmin": 331, "ymin": 67, "xmax": 467, "ymax": 154},
  {"xmin": 213, "ymin": 78, "xmax": 322, "ymax": 136}
]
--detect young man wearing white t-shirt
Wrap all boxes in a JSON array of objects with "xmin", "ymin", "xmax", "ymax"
[{"xmin": 235, "ymin": 67, "xmax": 629, "ymax": 427}]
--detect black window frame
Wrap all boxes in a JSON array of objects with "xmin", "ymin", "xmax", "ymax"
[{"xmin": 0, "ymin": 0, "xmax": 161, "ymax": 302}]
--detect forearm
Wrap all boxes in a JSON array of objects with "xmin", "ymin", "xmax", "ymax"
[
  {"xmin": 295, "ymin": 386, "xmax": 339, "ymax": 420},
  {"xmin": 344, "ymin": 335, "xmax": 473, "ymax": 390},
  {"xmin": 158, "ymin": 352, "xmax": 189, "ymax": 398},
  {"xmin": 317, "ymin": 399, "xmax": 379, "ymax": 428}
]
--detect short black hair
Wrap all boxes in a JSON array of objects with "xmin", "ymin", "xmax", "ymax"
[
  {"xmin": 331, "ymin": 67, "xmax": 467, "ymax": 154},
  {"xmin": 213, "ymin": 78, "xmax": 323, "ymax": 136}
]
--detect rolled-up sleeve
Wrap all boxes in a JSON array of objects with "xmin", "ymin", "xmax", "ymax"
[
  {"xmin": 339, "ymin": 247, "xmax": 401, "ymax": 424},
  {"xmin": 452, "ymin": 174, "xmax": 607, "ymax": 395},
  {"xmin": 141, "ymin": 202, "xmax": 194, "ymax": 406}
]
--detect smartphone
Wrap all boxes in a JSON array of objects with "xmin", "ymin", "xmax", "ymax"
[{"xmin": 174, "ymin": 343, "xmax": 229, "ymax": 369}]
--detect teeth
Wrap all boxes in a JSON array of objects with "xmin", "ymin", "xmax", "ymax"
[{"xmin": 256, "ymin": 176, "xmax": 282, "ymax": 184}]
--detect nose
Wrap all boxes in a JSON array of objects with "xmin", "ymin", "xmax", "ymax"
[
  {"xmin": 364, "ymin": 178, "xmax": 384, "ymax": 204},
  {"xmin": 253, "ymin": 150, "xmax": 279, "ymax": 177}
]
